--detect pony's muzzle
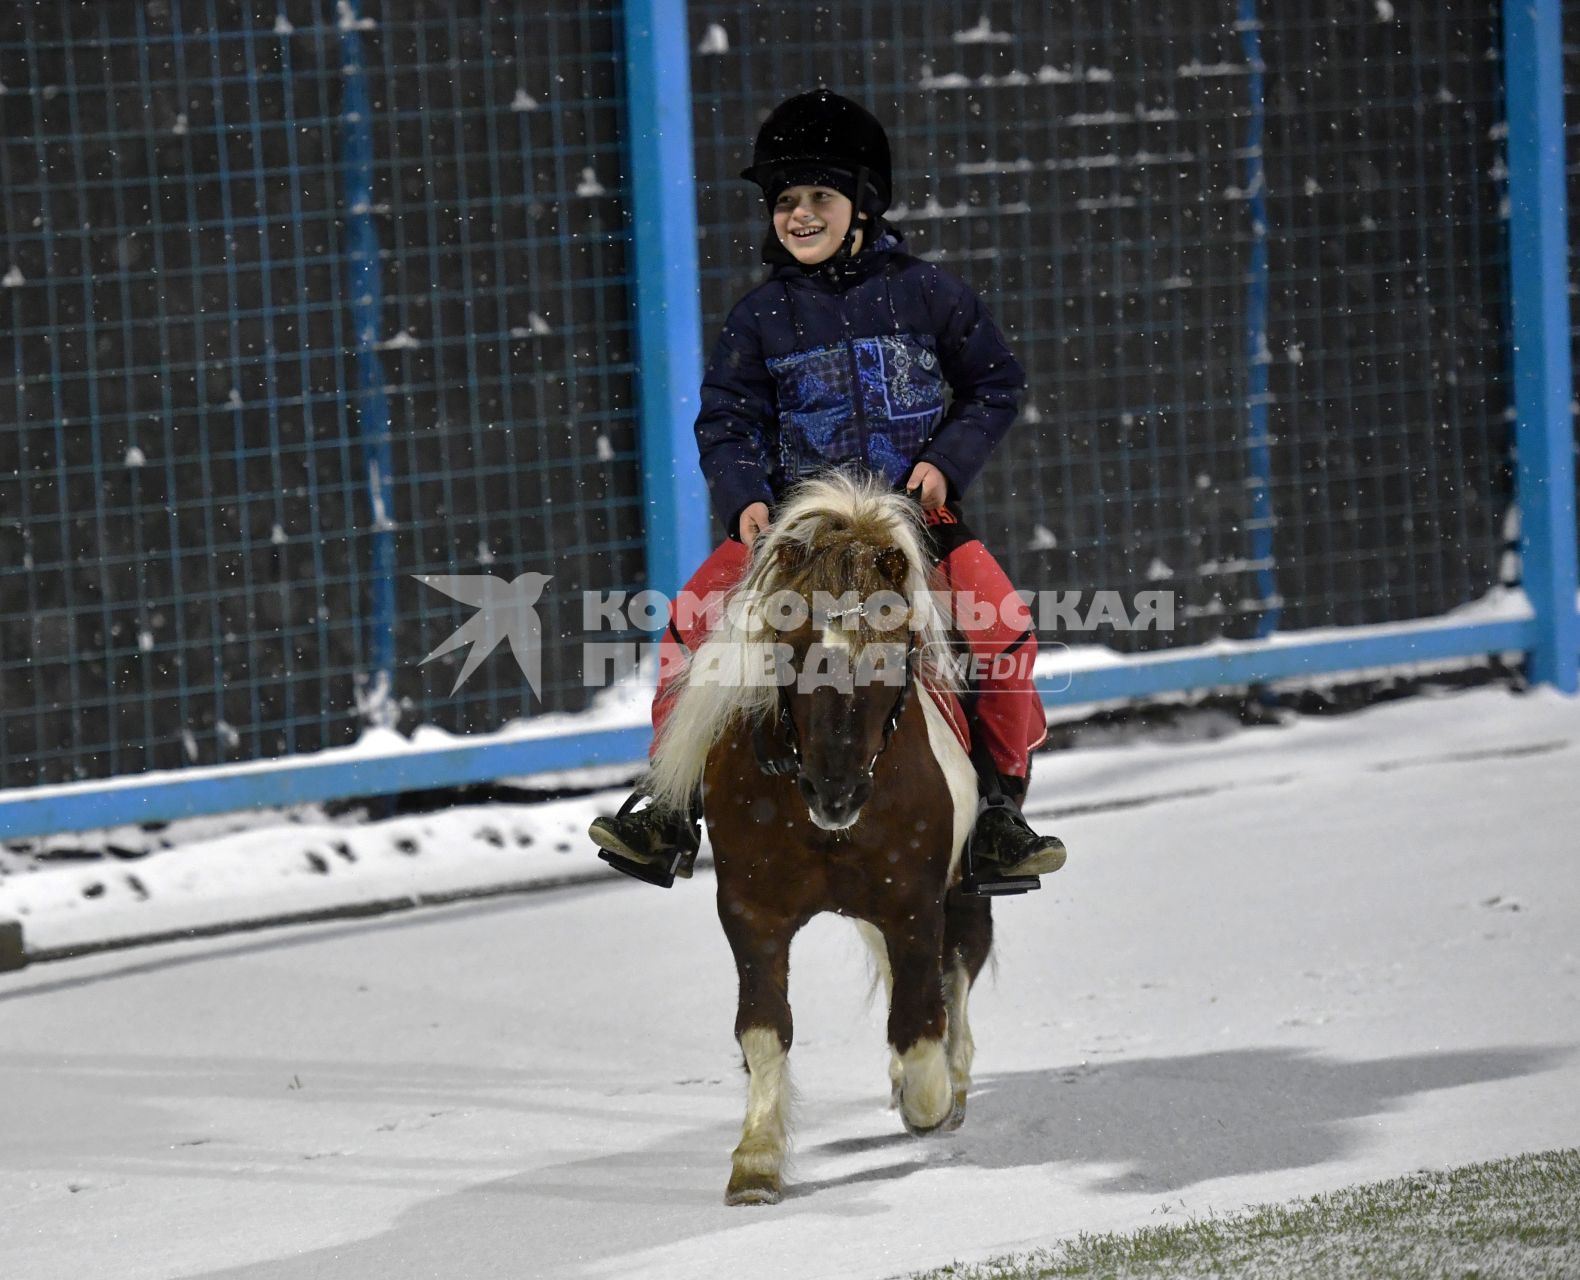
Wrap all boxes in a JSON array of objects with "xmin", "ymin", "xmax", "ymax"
[{"xmin": 798, "ymin": 773, "xmax": 870, "ymax": 830}]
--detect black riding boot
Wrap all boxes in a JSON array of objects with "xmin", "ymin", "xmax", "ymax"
[
  {"xmin": 589, "ymin": 790, "xmax": 701, "ymax": 889},
  {"xmin": 971, "ymin": 775, "xmax": 1067, "ymax": 874},
  {"xmin": 961, "ymin": 772, "xmax": 1067, "ymax": 895}
]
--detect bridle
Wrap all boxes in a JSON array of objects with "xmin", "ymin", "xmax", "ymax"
[{"xmin": 755, "ymin": 638, "xmax": 916, "ymax": 785}]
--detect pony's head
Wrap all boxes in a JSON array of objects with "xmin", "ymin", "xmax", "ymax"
[
  {"xmin": 766, "ymin": 525, "xmax": 918, "ymax": 829},
  {"xmin": 647, "ymin": 471, "xmax": 955, "ymax": 828}
]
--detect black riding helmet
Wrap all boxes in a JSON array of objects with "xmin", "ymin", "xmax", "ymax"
[{"xmin": 742, "ymin": 90, "xmax": 893, "ymax": 264}]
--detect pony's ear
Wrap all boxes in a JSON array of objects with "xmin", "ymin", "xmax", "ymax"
[{"xmin": 875, "ymin": 546, "xmax": 910, "ymax": 589}]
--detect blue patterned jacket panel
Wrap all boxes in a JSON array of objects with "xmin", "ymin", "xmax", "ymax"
[
  {"xmin": 694, "ymin": 234, "xmax": 1024, "ymax": 534},
  {"xmin": 764, "ymin": 334, "xmax": 946, "ymax": 487}
]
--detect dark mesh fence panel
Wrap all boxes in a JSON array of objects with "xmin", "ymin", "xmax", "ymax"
[
  {"xmin": 359, "ymin": 2, "xmax": 646, "ymax": 736},
  {"xmin": 0, "ymin": 2, "xmax": 361, "ymax": 787},
  {"xmin": 0, "ymin": 0, "xmax": 644, "ymax": 788},
  {"xmin": 688, "ymin": 0, "xmax": 1512, "ymax": 652},
  {"xmin": 1260, "ymin": 5, "xmax": 1510, "ymax": 630}
]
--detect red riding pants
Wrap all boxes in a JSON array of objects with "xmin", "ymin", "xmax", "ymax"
[{"xmin": 651, "ymin": 532, "xmax": 1047, "ymax": 779}]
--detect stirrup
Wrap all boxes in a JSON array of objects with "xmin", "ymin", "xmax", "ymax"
[
  {"xmin": 960, "ymin": 797, "xmax": 1042, "ymax": 897},
  {"xmin": 597, "ymin": 845, "xmax": 691, "ymax": 889}
]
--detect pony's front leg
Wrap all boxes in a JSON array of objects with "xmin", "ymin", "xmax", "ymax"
[
  {"xmin": 720, "ymin": 906, "xmax": 798, "ymax": 1206},
  {"xmin": 941, "ymin": 888, "xmax": 992, "ymax": 1131},
  {"xmin": 883, "ymin": 921, "xmax": 954, "ymax": 1136},
  {"xmin": 853, "ymin": 920, "xmax": 905, "ymax": 1108}
]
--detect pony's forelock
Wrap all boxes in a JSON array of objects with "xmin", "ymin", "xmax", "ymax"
[{"xmin": 644, "ymin": 472, "xmax": 955, "ymax": 811}]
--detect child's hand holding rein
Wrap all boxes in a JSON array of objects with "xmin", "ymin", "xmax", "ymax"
[
  {"xmin": 739, "ymin": 502, "xmax": 772, "ymax": 548},
  {"xmin": 904, "ymin": 462, "xmax": 948, "ymax": 510},
  {"xmin": 741, "ymin": 461, "xmax": 944, "ymax": 547}
]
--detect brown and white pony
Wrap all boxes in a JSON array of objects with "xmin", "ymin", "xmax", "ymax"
[{"xmin": 646, "ymin": 472, "xmax": 991, "ymax": 1205}]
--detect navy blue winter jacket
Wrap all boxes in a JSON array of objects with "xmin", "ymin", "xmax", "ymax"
[{"xmin": 694, "ymin": 231, "xmax": 1025, "ymax": 536}]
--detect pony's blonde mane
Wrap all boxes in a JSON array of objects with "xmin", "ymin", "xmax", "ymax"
[{"xmin": 645, "ymin": 471, "xmax": 956, "ymax": 811}]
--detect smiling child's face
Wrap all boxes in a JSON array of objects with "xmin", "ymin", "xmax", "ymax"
[{"xmin": 773, "ymin": 185, "xmax": 860, "ymax": 265}]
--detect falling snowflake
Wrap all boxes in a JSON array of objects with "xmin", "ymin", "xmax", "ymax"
[
  {"xmin": 575, "ymin": 168, "xmax": 606, "ymax": 197},
  {"xmin": 511, "ymin": 88, "xmax": 539, "ymax": 112},
  {"xmin": 697, "ymin": 23, "xmax": 729, "ymax": 55}
]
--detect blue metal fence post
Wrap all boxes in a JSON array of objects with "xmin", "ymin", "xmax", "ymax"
[
  {"xmin": 1237, "ymin": 0, "xmax": 1280, "ymax": 638},
  {"xmin": 338, "ymin": 0, "xmax": 399, "ymax": 726},
  {"xmin": 1503, "ymin": 0, "xmax": 1579, "ymax": 692},
  {"xmin": 623, "ymin": 0, "xmax": 712, "ymax": 599}
]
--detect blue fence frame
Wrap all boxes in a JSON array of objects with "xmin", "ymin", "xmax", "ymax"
[
  {"xmin": 0, "ymin": 0, "xmax": 1575, "ymax": 841},
  {"xmin": 1504, "ymin": 0, "xmax": 1580, "ymax": 691},
  {"xmin": 340, "ymin": 0, "xmax": 398, "ymax": 727},
  {"xmin": 623, "ymin": 0, "xmax": 713, "ymax": 599}
]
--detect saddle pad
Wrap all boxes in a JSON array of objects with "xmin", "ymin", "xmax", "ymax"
[{"xmin": 923, "ymin": 682, "xmax": 971, "ymax": 753}]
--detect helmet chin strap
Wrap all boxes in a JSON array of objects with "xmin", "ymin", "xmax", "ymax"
[{"xmin": 830, "ymin": 165, "xmax": 872, "ymax": 262}]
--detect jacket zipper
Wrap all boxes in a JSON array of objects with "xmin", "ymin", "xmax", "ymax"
[{"xmin": 838, "ymin": 295, "xmax": 869, "ymax": 466}]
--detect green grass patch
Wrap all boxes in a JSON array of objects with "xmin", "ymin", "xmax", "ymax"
[{"xmin": 904, "ymin": 1149, "xmax": 1580, "ymax": 1280}]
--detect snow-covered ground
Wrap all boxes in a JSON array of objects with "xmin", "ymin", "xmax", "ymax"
[{"xmin": 2, "ymin": 685, "xmax": 1578, "ymax": 1279}]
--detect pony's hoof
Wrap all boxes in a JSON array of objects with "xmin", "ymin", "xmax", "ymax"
[
  {"xmin": 724, "ymin": 1171, "xmax": 783, "ymax": 1206},
  {"xmin": 942, "ymin": 1092, "xmax": 967, "ymax": 1132},
  {"xmin": 897, "ymin": 1067, "xmax": 956, "ymax": 1136},
  {"xmin": 901, "ymin": 1112, "xmax": 950, "ymax": 1137},
  {"xmin": 898, "ymin": 1095, "xmax": 954, "ymax": 1137}
]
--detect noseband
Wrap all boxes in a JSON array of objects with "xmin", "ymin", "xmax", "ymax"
[{"xmin": 754, "ymin": 642, "xmax": 916, "ymax": 784}]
